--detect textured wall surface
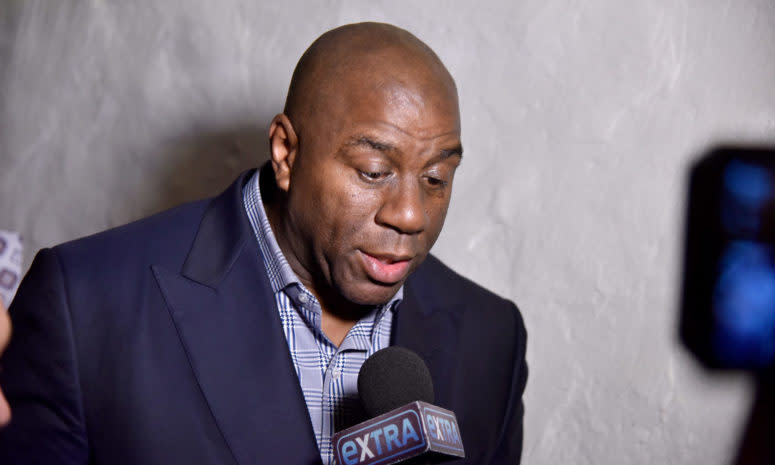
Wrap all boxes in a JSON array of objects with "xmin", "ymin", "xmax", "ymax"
[{"xmin": 2, "ymin": 1, "xmax": 774, "ymax": 464}]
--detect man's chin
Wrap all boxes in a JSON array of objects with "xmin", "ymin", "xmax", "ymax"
[{"xmin": 342, "ymin": 280, "xmax": 404, "ymax": 307}]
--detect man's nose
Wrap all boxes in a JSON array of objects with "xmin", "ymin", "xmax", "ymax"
[{"xmin": 375, "ymin": 178, "xmax": 427, "ymax": 235}]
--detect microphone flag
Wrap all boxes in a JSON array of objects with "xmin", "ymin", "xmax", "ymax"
[{"xmin": 332, "ymin": 400, "xmax": 464, "ymax": 465}]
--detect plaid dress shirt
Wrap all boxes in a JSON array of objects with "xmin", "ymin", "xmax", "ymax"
[{"xmin": 243, "ymin": 170, "xmax": 401, "ymax": 464}]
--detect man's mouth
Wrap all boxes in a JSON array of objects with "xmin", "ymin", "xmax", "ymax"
[{"xmin": 359, "ymin": 251, "xmax": 412, "ymax": 285}]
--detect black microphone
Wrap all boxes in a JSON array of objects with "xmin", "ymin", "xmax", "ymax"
[{"xmin": 332, "ymin": 347, "xmax": 465, "ymax": 465}]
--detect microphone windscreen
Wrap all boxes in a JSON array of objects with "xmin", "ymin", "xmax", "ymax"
[{"xmin": 358, "ymin": 346, "xmax": 434, "ymax": 418}]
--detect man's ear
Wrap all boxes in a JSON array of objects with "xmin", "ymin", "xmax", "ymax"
[{"xmin": 268, "ymin": 113, "xmax": 298, "ymax": 192}]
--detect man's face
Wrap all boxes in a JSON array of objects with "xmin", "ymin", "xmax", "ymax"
[{"xmin": 281, "ymin": 71, "xmax": 462, "ymax": 307}]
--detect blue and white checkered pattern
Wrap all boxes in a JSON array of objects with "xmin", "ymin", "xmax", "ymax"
[
  {"xmin": 243, "ymin": 170, "xmax": 401, "ymax": 465},
  {"xmin": 0, "ymin": 230, "xmax": 23, "ymax": 308}
]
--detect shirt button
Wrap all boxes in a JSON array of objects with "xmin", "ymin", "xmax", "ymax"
[
  {"xmin": 298, "ymin": 293, "xmax": 308, "ymax": 304},
  {"xmin": 332, "ymin": 369, "xmax": 342, "ymax": 380}
]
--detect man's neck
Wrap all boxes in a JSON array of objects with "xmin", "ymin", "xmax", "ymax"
[{"xmin": 321, "ymin": 312, "xmax": 357, "ymax": 348}]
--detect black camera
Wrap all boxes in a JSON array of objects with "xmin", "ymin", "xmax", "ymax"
[{"xmin": 681, "ymin": 145, "xmax": 775, "ymax": 371}]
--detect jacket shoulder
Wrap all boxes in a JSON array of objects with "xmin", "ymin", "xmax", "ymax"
[
  {"xmin": 407, "ymin": 253, "xmax": 526, "ymax": 347},
  {"xmin": 53, "ymin": 199, "xmax": 210, "ymax": 272},
  {"xmin": 409, "ymin": 254, "xmax": 522, "ymax": 315}
]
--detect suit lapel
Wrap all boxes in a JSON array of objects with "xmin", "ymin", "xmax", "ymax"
[
  {"xmin": 393, "ymin": 275, "xmax": 462, "ymax": 409},
  {"xmin": 153, "ymin": 172, "xmax": 321, "ymax": 465}
]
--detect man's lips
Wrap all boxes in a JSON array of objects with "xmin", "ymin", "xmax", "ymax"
[{"xmin": 359, "ymin": 251, "xmax": 412, "ymax": 284}]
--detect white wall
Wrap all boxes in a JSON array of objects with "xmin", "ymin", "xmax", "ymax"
[{"xmin": 2, "ymin": 1, "xmax": 774, "ymax": 463}]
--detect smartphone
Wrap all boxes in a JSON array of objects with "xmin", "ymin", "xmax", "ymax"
[{"xmin": 681, "ymin": 146, "xmax": 775, "ymax": 371}]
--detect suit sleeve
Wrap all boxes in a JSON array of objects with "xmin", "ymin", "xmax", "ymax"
[
  {"xmin": 490, "ymin": 302, "xmax": 529, "ymax": 464},
  {"xmin": 0, "ymin": 248, "xmax": 89, "ymax": 464}
]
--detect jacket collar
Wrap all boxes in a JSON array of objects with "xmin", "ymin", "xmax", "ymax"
[
  {"xmin": 155, "ymin": 170, "xmax": 322, "ymax": 464},
  {"xmin": 394, "ymin": 267, "xmax": 463, "ymax": 409},
  {"xmin": 180, "ymin": 170, "xmax": 255, "ymax": 288}
]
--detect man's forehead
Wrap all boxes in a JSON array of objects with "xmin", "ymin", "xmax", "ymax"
[
  {"xmin": 323, "ymin": 49, "xmax": 458, "ymax": 123},
  {"xmin": 314, "ymin": 45, "xmax": 455, "ymax": 101}
]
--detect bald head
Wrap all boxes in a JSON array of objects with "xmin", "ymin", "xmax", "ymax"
[
  {"xmin": 284, "ymin": 22, "xmax": 458, "ymax": 132},
  {"xmin": 265, "ymin": 22, "xmax": 463, "ymax": 314}
]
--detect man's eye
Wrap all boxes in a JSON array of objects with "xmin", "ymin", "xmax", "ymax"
[
  {"xmin": 359, "ymin": 170, "xmax": 389, "ymax": 181},
  {"xmin": 424, "ymin": 175, "xmax": 449, "ymax": 188}
]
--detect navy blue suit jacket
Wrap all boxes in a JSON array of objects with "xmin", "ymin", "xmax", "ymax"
[{"xmin": 0, "ymin": 171, "xmax": 527, "ymax": 464}]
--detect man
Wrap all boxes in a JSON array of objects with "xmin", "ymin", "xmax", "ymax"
[{"xmin": 0, "ymin": 22, "xmax": 527, "ymax": 464}]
